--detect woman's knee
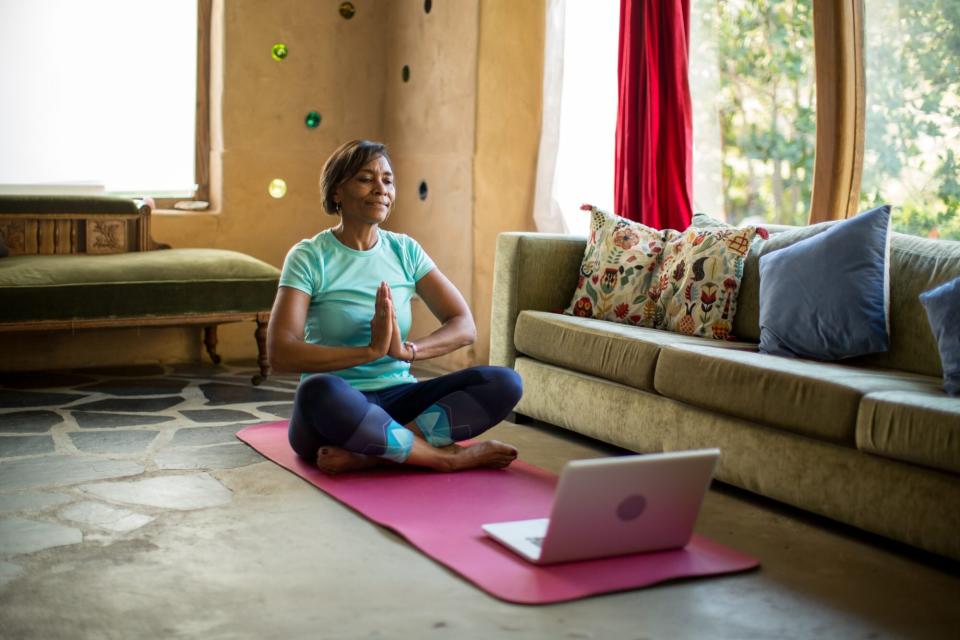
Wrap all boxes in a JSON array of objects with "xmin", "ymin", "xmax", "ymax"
[
  {"xmin": 294, "ymin": 374, "xmax": 353, "ymax": 411},
  {"xmin": 485, "ymin": 366, "xmax": 523, "ymax": 405}
]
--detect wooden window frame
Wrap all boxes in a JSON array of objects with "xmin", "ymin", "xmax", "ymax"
[
  {"xmin": 809, "ymin": 0, "xmax": 865, "ymax": 223},
  {"xmin": 154, "ymin": 0, "xmax": 212, "ymax": 211}
]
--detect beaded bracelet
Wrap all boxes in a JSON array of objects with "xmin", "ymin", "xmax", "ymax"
[{"xmin": 403, "ymin": 341, "xmax": 417, "ymax": 362}]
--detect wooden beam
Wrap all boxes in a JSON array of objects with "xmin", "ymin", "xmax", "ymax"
[{"xmin": 810, "ymin": 0, "xmax": 865, "ymax": 223}]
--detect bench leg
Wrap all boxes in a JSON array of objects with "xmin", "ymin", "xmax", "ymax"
[
  {"xmin": 203, "ymin": 325, "xmax": 222, "ymax": 364},
  {"xmin": 252, "ymin": 312, "xmax": 271, "ymax": 386}
]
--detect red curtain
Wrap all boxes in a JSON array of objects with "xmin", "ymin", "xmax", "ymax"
[{"xmin": 614, "ymin": 0, "xmax": 693, "ymax": 229}]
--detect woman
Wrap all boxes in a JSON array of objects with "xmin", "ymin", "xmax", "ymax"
[{"xmin": 268, "ymin": 139, "xmax": 522, "ymax": 474}]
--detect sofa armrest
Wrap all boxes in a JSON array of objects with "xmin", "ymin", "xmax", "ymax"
[{"xmin": 490, "ymin": 232, "xmax": 586, "ymax": 368}]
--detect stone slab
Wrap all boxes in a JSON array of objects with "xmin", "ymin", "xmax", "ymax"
[
  {"xmin": 78, "ymin": 473, "xmax": 233, "ymax": 510},
  {"xmin": 73, "ymin": 412, "xmax": 173, "ymax": 429},
  {"xmin": 257, "ymin": 404, "xmax": 293, "ymax": 419},
  {"xmin": 0, "ymin": 410, "xmax": 63, "ymax": 433},
  {"xmin": 179, "ymin": 409, "xmax": 259, "ymax": 424},
  {"xmin": 170, "ymin": 363, "xmax": 228, "ymax": 377},
  {"xmin": 170, "ymin": 425, "xmax": 249, "ymax": 446},
  {"xmin": 0, "ymin": 435, "xmax": 55, "ymax": 458},
  {"xmin": 0, "ymin": 455, "xmax": 143, "ymax": 491},
  {"xmin": 58, "ymin": 501, "xmax": 154, "ymax": 532},
  {"xmin": 0, "ymin": 492, "xmax": 73, "ymax": 513},
  {"xmin": 71, "ymin": 396, "xmax": 184, "ymax": 413},
  {"xmin": 0, "ymin": 517, "xmax": 82, "ymax": 555},
  {"xmin": 79, "ymin": 378, "xmax": 190, "ymax": 397},
  {"xmin": 200, "ymin": 383, "xmax": 295, "ymax": 406},
  {"xmin": 0, "ymin": 390, "xmax": 84, "ymax": 409},
  {"xmin": 68, "ymin": 431, "xmax": 158, "ymax": 454},
  {"xmin": 155, "ymin": 443, "xmax": 264, "ymax": 470},
  {"xmin": 0, "ymin": 561, "xmax": 24, "ymax": 589}
]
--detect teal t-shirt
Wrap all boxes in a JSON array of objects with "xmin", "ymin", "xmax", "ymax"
[{"xmin": 279, "ymin": 228, "xmax": 436, "ymax": 390}]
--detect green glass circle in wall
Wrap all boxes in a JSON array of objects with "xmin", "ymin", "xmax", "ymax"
[
  {"xmin": 271, "ymin": 43, "xmax": 288, "ymax": 61},
  {"xmin": 268, "ymin": 178, "xmax": 288, "ymax": 199},
  {"xmin": 339, "ymin": 2, "xmax": 356, "ymax": 19},
  {"xmin": 402, "ymin": 65, "xmax": 410, "ymax": 83},
  {"xmin": 305, "ymin": 111, "xmax": 321, "ymax": 128}
]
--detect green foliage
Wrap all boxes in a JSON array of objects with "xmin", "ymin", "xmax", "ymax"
[
  {"xmin": 702, "ymin": 0, "xmax": 815, "ymax": 226},
  {"xmin": 860, "ymin": 0, "xmax": 960, "ymax": 240},
  {"xmin": 699, "ymin": 0, "xmax": 960, "ymax": 240}
]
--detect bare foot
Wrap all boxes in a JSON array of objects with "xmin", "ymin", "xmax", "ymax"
[
  {"xmin": 315, "ymin": 446, "xmax": 386, "ymax": 475},
  {"xmin": 447, "ymin": 440, "xmax": 518, "ymax": 471}
]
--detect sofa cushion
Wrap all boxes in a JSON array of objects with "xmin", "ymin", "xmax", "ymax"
[
  {"xmin": 514, "ymin": 311, "xmax": 756, "ymax": 392},
  {"xmin": 919, "ymin": 275, "xmax": 960, "ymax": 395},
  {"xmin": 657, "ymin": 223, "xmax": 765, "ymax": 340},
  {"xmin": 563, "ymin": 206, "xmax": 665, "ymax": 324},
  {"xmin": 857, "ymin": 389, "xmax": 960, "ymax": 474},
  {"xmin": 654, "ymin": 343, "xmax": 939, "ymax": 444},
  {"xmin": 0, "ymin": 249, "xmax": 280, "ymax": 322},
  {"xmin": 758, "ymin": 205, "xmax": 891, "ymax": 360}
]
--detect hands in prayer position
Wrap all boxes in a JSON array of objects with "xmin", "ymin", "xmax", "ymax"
[{"xmin": 368, "ymin": 281, "xmax": 413, "ymax": 362}]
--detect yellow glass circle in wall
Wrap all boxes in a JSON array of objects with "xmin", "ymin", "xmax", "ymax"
[
  {"xmin": 268, "ymin": 178, "xmax": 288, "ymax": 199},
  {"xmin": 339, "ymin": 2, "xmax": 356, "ymax": 19}
]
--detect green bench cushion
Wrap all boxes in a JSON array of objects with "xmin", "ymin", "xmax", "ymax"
[{"xmin": 0, "ymin": 249, "xmax": 280, "ymax": 322}]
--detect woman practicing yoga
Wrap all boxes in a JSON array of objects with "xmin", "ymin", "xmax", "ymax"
[{"xmin": 268, "ymin": 139, "xmax": 522, "ymax": 474}]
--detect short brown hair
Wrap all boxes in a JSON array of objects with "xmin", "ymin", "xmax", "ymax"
[{"xmin": 319, "ymin": 140, "xmax": 392, "ymax": 214}]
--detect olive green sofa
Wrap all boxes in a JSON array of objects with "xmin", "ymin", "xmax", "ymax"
[
  {"xmin": 0, "ymin": 196, "xmax": 280, "ymax": 383},
  {"xmin": 491, "ymin": 223, "xmax": 960, "ymax": 561}
]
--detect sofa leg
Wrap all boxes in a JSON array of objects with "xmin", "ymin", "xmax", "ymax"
[
  {"xmin": 252, "ymin": 312, "xmax": 271, "ymax": 386},
  {"xmin": 203, "ymin": 325, "xmax": 222, "ymax": 364}
]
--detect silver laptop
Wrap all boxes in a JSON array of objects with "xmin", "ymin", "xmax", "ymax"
[{"xmin": 482, "ymin": 448, "xmax": 720, "ymax": 565}]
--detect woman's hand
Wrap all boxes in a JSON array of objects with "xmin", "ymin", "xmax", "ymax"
[
  {"xmin": 368, "ymin": 281, "xmax": 393, "ymax": 358},
  {"xmin": 384, "ymin": 284, "xmax": 414, "ymax": 361}
]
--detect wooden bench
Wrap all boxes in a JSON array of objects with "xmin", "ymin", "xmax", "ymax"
[{"xmin": 0, "ymin": 196, "xmax": 279, "ymax": 384}]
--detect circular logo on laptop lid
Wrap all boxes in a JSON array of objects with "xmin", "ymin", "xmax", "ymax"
[{"xmin": 616, "ymin": 494, "xmax": 647, "ymax": 521}]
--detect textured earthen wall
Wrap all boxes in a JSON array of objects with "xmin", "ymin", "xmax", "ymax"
[{"xmin": 3, "ymin": 0, "xmax": 542, "ymax": 372}]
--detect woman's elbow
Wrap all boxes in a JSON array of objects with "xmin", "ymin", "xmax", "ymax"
[
  {"xmin": 461, "ymin": 319, "xmax": 478, "ymax": 346},
  {"xmin": 267, "ymin": 336, "xmax": 295, "ymax": 372}
]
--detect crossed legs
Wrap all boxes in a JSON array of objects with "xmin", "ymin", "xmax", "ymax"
[{"xmin": 288, "ymin": 366, "xmax": 523, "ymax": 474}]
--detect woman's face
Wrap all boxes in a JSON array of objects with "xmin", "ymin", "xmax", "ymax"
[{"xmin": 334, "ymin": 155, "xmax": 395, "ymax": 225}]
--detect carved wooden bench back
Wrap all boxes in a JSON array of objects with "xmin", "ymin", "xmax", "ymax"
[{"xmin": 0, "ymin": 200, "xmax": 151, "ymax": 255}]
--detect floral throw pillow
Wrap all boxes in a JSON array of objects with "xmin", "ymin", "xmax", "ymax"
[
  {"xmin": 564, "ymin": 206, "xmax": 665, "ymax": 325},
  {"xmin": 656, "ymin": 224, "xmax": 768, "ymax": 339}
]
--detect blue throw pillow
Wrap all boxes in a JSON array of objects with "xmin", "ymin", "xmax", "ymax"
[
  {"xmin": 758, "ymin": 205, "xmax": 891, "ymax": 360},
  {"xmin": 919, "ymin": 276, "xmax": 960, "ymax": 396}
]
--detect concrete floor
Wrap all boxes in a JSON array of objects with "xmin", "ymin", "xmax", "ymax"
[{"xmin": 1, "ymin": 362, "xmax": 959, "ymax": 640}]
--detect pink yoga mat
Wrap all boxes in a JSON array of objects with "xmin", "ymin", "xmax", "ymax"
[{"xmin": 237, "ymin": 421, "xmax": 759, "ymax": 604}]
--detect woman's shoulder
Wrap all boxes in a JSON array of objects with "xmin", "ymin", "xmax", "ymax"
[
  {"xmin": 379, "ymin": 229, "xmax": 420, "ymax": 251},
  {"xmin": 288, "ymin": 230, "xmax": 332, "ymax": 254}
]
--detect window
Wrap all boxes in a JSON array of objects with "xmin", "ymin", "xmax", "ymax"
[
  {"xmin": 861, "ymin": 0, "xmax": 960, "ymax": 240},
  {"xmin": 691, "ymin": 0, "xmax": 816, "ymax": 227},
  {"xmin": 0, "ymin": 0, "xmax": 205, "ymax": 200},
  {"xmin": 552, "ymin": 1, "xmax": 620, "ymax": 236}
]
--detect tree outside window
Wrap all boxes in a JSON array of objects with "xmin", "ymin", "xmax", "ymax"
[
  {"xmin": 861, "ymin": 0, "xmax": 960, "ymax": 241},
  {"xmin": 691, "ymin": 0, "xmax": 816, "ymax": 228}
]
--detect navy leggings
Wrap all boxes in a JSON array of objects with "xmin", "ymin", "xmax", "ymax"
[{"xmin": 288, "ymin": 366, "xmax": 523, "ymax": 463}]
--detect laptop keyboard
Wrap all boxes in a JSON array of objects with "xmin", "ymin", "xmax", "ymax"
[{"xmin": 526, "ymin": 536, "xmax": 544, "ymax": 547}]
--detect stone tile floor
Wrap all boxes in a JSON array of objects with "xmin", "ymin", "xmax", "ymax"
[
  {"xmin": 1, "ymin": 362, "xmax": 959, "ymax": 639},
  {"xmin": 0, "ymin": 362, "xmax": 296, "ymax": 572}
]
